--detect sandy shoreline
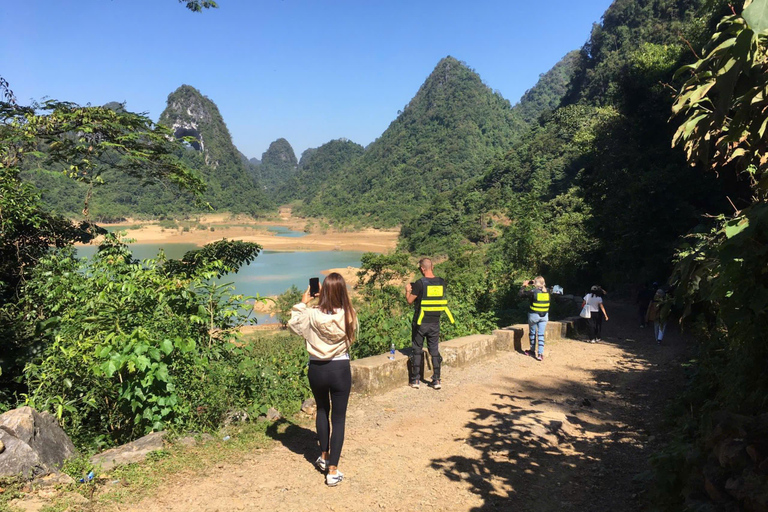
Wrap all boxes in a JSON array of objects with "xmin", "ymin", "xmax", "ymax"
[{"xmin": 81, "ymin": 209, "xmax": 400, "ymax": 253}]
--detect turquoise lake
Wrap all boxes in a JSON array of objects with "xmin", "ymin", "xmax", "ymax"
[{"xmin": 76, "ymin": 227, "xmax": 363, "ymax": 324}]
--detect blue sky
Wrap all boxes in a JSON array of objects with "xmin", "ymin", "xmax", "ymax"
[{"xmin": 2, "ymin": 0, "xmax": 614, "ymax": 159}]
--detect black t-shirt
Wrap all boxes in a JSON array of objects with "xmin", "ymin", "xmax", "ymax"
[{"xmin": 411, "ymin": 276, "xmax": 446, "ymax": 324}]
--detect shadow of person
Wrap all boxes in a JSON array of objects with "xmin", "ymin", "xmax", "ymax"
[{"xmin": 264, "ymin": 418, "xmax": 318, "ymax": 466}]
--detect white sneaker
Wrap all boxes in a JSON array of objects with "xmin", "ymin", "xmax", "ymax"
[
  {"xmin": 315, "ymin": 456, "xmax": 327, "ymax": 472},
  {"xmin": 326, "ymin": 471, "xmax": 344, "ymax": 486}
]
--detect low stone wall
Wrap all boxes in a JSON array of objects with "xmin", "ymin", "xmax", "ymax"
[{"xmin": 351, "ymin": 319, "xmax": 577, "ymax": 396}]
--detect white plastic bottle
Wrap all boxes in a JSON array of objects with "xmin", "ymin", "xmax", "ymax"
[{"xmin": 389, "ymin": 343, "xmax": 396, "ymax": 360}]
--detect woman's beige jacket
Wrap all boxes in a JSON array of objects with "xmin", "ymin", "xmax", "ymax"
[{"xmin": 287, "ymin": 303, "xmax": 354, "ymax": 360}]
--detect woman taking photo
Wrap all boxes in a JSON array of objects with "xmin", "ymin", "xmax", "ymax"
[{"xmin": 288, "ymin": 272, "xmax": 357, "ymax": 487}]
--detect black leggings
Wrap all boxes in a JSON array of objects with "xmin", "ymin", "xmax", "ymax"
[
  {"xmin": 308, "ymin": 359, "xmax": 351, "ymax": 467},
  {"xmin": 589, "ymin": 310, "xmax": 604, "ymax": 340}
]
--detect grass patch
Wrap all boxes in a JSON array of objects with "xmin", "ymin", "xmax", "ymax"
[
  {"xmin": 7, "ymin": 419, "xmax": 311, "ymax": 511},
  {"xmin": 95, "ymin": 421, "xmax": 288, "ymax": 507}
]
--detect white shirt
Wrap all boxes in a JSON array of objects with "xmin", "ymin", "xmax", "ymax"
[{"xmin": 583, "ymin": 294, "xmax": 603, "ymax": 313}]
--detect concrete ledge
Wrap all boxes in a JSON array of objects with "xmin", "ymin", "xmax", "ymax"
[
  {"xmin": 493, "ymin": 320, "xmax": 570, "ymax": 352},
  {"xmin": 350, "ymin": 351, "xmax": 410, "ymax": 396},
  {"xmin": 440, "ymin": 335, "xmax": 496, "ymax": 368},
  {"xmin": 351, "ymin": 320, "xmax": 576, "ymax": 396}
]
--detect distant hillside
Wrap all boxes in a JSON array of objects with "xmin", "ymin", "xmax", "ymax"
[
  {"xmin": 277, "ymin": 138, "xmax": 365, "ymax": 204},
  {"xmin": 23, "ymin": 86, "xmax": 273, "ymax": 219},
  {"xmin": 258, "ymin": 138, "xmax": 298, "ymax": 192},
  {"xmin": 158, "ymin": 85, "xmax": 272, "ymax": 214},
  {"xmin": 510, "ymin": 50, "xmax": 579, "ymax": 126},
  {"xmin": 297, "ymin": 56, "xmax": 521, "ymax": 227},
  {"xmin": 400, "ymin": 0, "xmax": 734, "ymax": 288}
]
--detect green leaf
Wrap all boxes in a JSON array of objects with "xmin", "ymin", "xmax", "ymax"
[
  {"xmin": 160, "ymin": 339, "xmax": 174, "ymax": 356},
  {"xmin": 744, "ymin": 0, "xmax": 768, "ymax": 32},
  {"xmin": 724, "ymin": 217, "xmax": 750, "ymax": 238}
]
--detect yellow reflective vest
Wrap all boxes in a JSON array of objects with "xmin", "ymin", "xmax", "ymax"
[
  {"xmin": 415, "ymin": 277, "xmax": 455, "ymax": 325},
  {"xmin": 530, "ymin": 290, "xmax": 550, "ymax": 314}
]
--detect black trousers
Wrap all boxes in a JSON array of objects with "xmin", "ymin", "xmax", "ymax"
[
  {"xmin": 589, "ymin": 310, "xmax": 604, "ymax": 341},
  {"xmin": 308, "ymin": 359, "xmax": 351, "ymax": 467},
  {"xmin": 411, "ymin": 322, "xmax": 441, "ymax": 380}
]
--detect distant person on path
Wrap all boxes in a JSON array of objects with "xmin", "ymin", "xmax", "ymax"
[
  {"xmin": 582, "ymin": 286, "xmax": 609, "ymax": 343},
  {"xmin": 405, "ymin": 257, "xmax": 454, "ymax": 389},
  {"xmin": 645, "ymin": 288, "xmax": 666, "ymax": 344},
  {"xmin": 636, "ymin": 282, "xmax": 656, "ymax": 328},
  {"xmin": 519, "ymin": 276, "xmax": 550, "ymax": 361},
  {"xmin": 288, "ymin": 272, "xmax": 357, "ymax": 487}
]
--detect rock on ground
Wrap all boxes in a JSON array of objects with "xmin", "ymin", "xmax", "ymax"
[{"xmin": 0, "ymin": 406, "xmax": 77, "ymax": 478}]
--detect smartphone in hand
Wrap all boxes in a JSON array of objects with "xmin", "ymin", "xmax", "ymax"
[{"xmin": 309, "ymin": 277, "xmax": 320, "ymax": 297}]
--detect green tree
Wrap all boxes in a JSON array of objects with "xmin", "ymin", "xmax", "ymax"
[{"xmin": 274, "ymin": 285, "xmax": 303, "ymax": 327}]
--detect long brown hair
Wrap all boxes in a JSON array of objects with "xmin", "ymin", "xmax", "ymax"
[{"xmin": 317, "ymin": 272, "xmax": 356, "ymax": 342}]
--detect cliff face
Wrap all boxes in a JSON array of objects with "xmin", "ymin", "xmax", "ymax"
[
  {"xmin": 159, "ymin": 85, "xmax": 272, "ymax": 213},
  {"xmin": 160, "ymin": 85, "xmax": 237, "ymax": 168}
]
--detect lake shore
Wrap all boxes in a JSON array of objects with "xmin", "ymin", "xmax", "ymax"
[{"xmin": 88, "ymin": 209, "xmax": 400, "ymax": 253}]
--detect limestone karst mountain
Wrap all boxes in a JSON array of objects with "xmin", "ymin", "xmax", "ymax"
[
  {"xmin": 298, "ymin": 56, "xmax": 523, "ymax": 226},
  {"xmin": 257, "ymin": 138, "xmax": 299, "ymax": 192},
  {"xmin": 158, "ymin": 85, "xmax": 271, "ymax": 213}
]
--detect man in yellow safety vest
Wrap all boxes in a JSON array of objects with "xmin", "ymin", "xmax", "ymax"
[{"xmin": 405, "ymin": 257, "xmax": 454, "ymax": 390}]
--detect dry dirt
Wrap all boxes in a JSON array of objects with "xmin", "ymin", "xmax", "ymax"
[
  {"xmin": 116, "ymin": 300, "xmax": 686, "ymax": 512},
  {"xmin": 89, "ymin": 208, "xmax": 399, "ymax": 253}
]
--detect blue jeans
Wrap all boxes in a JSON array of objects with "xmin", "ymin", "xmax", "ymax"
[{"xmin": 528, "ymin": 312, "xmax": 548, "ymax": 355}]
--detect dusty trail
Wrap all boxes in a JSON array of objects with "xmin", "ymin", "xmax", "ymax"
[{"xmin": 126, "ymin": 300, "xmax": 687, "ymax": 512}]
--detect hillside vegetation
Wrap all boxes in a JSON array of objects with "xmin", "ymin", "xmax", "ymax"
[{"xmin": 2, "ymin": 0, "xmax": 768, "ymax": 509}]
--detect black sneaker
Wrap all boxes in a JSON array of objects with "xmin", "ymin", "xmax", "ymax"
[
  {"xmin": 428, "ymin": 379, "xmax": 442, "ymax": 390},
  {"xmin": 409, "ymin": 380, "xmax": 420, "ymax": 389}
]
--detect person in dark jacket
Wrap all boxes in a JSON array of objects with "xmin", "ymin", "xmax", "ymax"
[{"xmin": 405, "ymin": 257, "xmax": 454, "ymax": 389}]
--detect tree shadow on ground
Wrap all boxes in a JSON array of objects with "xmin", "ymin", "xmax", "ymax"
[
  {"xmin": 431, "ymin": 302, "xmax": 686, "ymax": 511},
  {"xmin": 264, "ymin": 418, "xmax": 318, "ymax": 467}
]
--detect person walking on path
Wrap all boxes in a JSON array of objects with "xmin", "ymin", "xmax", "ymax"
[
  {"xmin": 405, "ymin": 257, "xmax": 454, "ymax": 390},
  {"xmin": 645, "ymin": 288, "xmax": 667, "ymax": 344},
  {"xmin": 636, "ymin": 282, "xmax": 656, "ymax": 328},
  {"xmin": 288, "ymin": 272, "xmax": 357, "ymax": 486},
  {"xmin": 519, "ymin": 276, "xmax": 550, "ymax": 361},
  {"xmin": 582, "ymin": 286, "xmax": 609, "ymax": 343}
]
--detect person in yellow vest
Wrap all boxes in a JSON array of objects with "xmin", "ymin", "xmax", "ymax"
[
  {"xmin": 405, "ymin": 257, "xmax": 454, "ymax": 389},
  {"xmin": 519, "ymin": 276, "xmax": 550, "ymax": 361}
]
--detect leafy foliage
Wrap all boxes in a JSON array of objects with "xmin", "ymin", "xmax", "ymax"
[
  {"xmin": 12, "ymin": 237, "xmax": 260, "ymax": 445},
  {"xmin": 274, "ymin": 285, "xmax": 303, "ymax": 327},
  {"xmin": 182, "ymin": 0, "xmax": 218, "ymax": 12},
  {"xmin": 672, "ymin": 7, "xmax": 768, "ymax": 193},
  {"xmin": 646, "ymin": 1, "xmax": 768, "ymax": 508},
  {"xmin": 25, "ymin": 85, "xmax": 273, "ymax": 219}
]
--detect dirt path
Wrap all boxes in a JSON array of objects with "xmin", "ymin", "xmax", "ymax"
[{"xmin": 124, "ymin": 300, "xmax": 687, "ymax": 512}]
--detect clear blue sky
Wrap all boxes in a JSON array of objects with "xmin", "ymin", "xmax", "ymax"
[{"xmin": 2, "ymin": 0, "xmax": 614, "ymax": 160}]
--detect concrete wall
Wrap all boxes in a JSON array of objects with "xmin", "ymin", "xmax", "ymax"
[{"xmin": 350, "ymin": 318, "xmax": 580, "ymax": 396}]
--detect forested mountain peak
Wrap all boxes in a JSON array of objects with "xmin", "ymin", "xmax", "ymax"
[
  {"xmin": 261, "ymin": 138, "xmax": 298, "ymax": 168},
  {"xmin": 258, "ymin": 138, "xmax": 299, "ymax": 192},
  {"xmin": 159, "ymin": 85, "xmax": 237, "ymax": 168},
  {"xmin": 277, "ymin": 138, "xmax": 364, "ymax": 204},
  {"xmin": 511, "ymin": 50, "xmax": 579, "ymax": 126},
  {"xmin": 296, "ymin": 56, "xmax": 520, "ymax": 226},
  {"xmin": 156, "ymin": 84, "xmax": 272, "ymax": 214}
]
